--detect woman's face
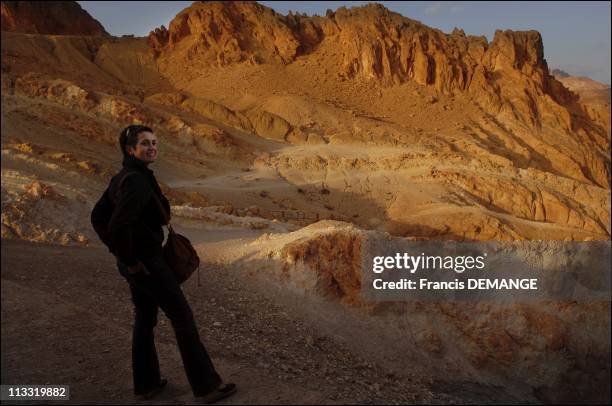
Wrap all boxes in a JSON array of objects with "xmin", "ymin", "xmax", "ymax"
[{"xmin": 127, "ymin": 131, "xmax": 157, "ymax": 164}]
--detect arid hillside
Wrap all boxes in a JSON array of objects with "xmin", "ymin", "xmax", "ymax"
[
  {"xmin": 1, "ymin": 1, "xmax": 109, "ymax": 36},
  {"xmin": 2, "ymin": 1, "xmax": 610, "ymax": 243},
  {"xmin": 1, "ymin": 1, "xmax": 610, "ymax": 404},
  {"xmin": 552, "ymin": 68, "xmax": 610, "ymax": 135}
]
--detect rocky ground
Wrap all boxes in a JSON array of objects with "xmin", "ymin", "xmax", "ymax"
[{"xmin": 2, "ymin": 238, "xmax": 477, "ymax": 404}]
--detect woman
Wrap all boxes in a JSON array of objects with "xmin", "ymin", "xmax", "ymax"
[{"xmin": 91, "ymin": 124, "xmax": 236, "ymax": 403}]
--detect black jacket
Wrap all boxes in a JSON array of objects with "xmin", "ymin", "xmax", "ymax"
[{"xmin": 91, "ymin": 155, "xmax": 171, "ymax": 266}]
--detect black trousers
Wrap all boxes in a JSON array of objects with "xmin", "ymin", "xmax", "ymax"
[{"xmin": 117, "ymin": 255, "xmax": 221, "ymax": 396}]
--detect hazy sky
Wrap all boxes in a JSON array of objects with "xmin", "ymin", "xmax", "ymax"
[{"xmin": 78, "ymin": 1, "xmax": 611, "ymax": 84}]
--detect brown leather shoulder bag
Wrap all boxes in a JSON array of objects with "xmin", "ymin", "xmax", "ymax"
[{"xmin": 115, "ymin": 172, "xmax": 201, "ymax": 285}]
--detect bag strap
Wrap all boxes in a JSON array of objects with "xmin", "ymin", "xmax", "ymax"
[
  {"xmin": 151, "ymin": 192, "xmax": 171, "ymax": 226},
  {"xmin": 112, "ymin": 171, "xmax": 131, "ymax": 204},
  {"xmin": 115, "ymin": 171, "xmax": 171, "ymax": 226},
  {"xmin": 114, "ymin": 171, "xmax": 200, "ymax": 286}
]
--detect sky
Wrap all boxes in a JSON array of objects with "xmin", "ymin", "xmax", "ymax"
[{"xmin": 78, "ymin": 1, "xmax": 611, "ymax": 84}]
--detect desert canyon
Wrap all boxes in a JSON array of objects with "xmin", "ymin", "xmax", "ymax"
[{"xmin": 1, "ymin": 1, "xmax": 610, "ymax": 404}]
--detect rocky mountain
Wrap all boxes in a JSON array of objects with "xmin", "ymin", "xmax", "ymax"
[
  {"xmin": 1, "ymin": 1, "xmax": 109, "ymax": 36},
  {"xmin": 147, "ymin": 3, "xmax": 575, "ymax": 128},
  {"xmin": 148, "ymin": 1, "xmax": 609, "ymax": 189},
  {"xmin": 2, "ymin": 0, "xmax": 609, "ymax": 240},
  {"xmin": 551, "ymin": 68, "xmax": 570, "ymax": 78},
  {"xmin": 551, "ymin": 68, "xmax": 611, "ymax": 137},
  {"xmin": 1, "ymin": 2, "xmax": 610, "ymax": 402},
  {"xmin": 552, "ymin": 68, "xmax": 610, "ymax": 102}
]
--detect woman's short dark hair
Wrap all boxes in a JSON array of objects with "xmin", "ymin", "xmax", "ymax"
[{"xmin": 119, "ymin": 125, "xmax": 153, "ymax": 157}]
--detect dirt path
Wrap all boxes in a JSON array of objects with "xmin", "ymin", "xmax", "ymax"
[{"xmin": 1, "ymin": 239, "xmax": 457, "ymax": 404}]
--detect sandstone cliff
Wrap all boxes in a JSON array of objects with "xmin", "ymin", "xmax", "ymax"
[
  {"xmin": 148, "ymin": 1, "xmax": 610, "ymax": 189},
  {"xmin": 147, "ymin": 3, "xmax": 572, "ymax": 127}
]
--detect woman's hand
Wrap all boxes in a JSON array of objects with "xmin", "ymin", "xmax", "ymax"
[{"xmin": 128, "ymin": 261, "xmax": 150, "ymax": 275}]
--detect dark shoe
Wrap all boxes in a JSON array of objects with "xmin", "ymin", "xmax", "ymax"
[
  {"xmin": 196, "ymin": 383, "xmax": 237, "ymax": 404},
  {"xmin": 135, "ymin": 378, "xmax": 168, "ymax": 400}
]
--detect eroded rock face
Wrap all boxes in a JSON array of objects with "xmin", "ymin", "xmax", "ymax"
[
  {"xmin": 553, "ymin": 70, "xmax": 611, "ymax": 136},
  {"xmin": 13, "ymin": 74, "xmax": 98, "ymax": 111},
  {"xmin": 265, "ymin": 221, "xmax": 611, "ymax": 403},
  {"xmin": 12, "ymin": 73, "xmax": 151, "ymax": 124},
  {"xmin": 148, "ymin": 1, "xmax": 300, "ymax": 64},
  {"xmin": 181, "ymin": 97, "xmax": 252, "ymax": 131},
  {"xmin": 148, "ymin": 3, "xmax": 572, "ymax": 126},
  {"xmin": 245, "ymin": 108, "xmax": 292, "ymax": 141},
  {"xmin": 1, "ymin": 1, "xmax": 109, "ymax": 36},
  {"xmin": 1, "ymin": 181, "xmax": 91, "ymax": 245},
  {"xmin": 147, "ymin": 2, "xmax": 609, "ymax": 189},
  {"xmin": 280, "ymin": 222, "xmax": 363, "ymax": 305}
]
